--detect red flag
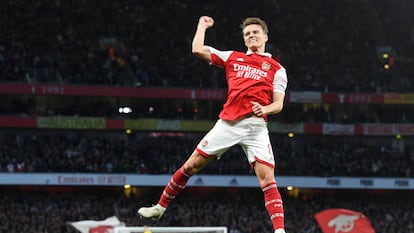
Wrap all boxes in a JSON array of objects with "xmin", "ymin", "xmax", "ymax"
[
  {"xmin": 69, "ymin": 216, "xmax": 123, "ymax": 233},
  {"xmin": 89, "ymin": 225, "xmax": 113, "ymax": 233},
  {"xmin": 314, "ymin": 209, "xmax": 375, "ymax": 233}
]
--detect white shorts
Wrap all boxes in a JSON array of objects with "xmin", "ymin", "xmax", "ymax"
[{"xmin": 196, "ymin": 117, "xmax": 275, "ymax": 168}]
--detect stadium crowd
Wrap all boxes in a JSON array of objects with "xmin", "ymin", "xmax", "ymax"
[
  {"xmin": 0, "ymin": 0, "xmax": 413, "ymax": 92},
  {"xmin": 1, "ymin": 0, "xmax": 414, "ymax": 232},
  {"xmin": 0, "ymin": 187, "xmax": 413, "ymax": 233},
  {"xmin": 1, "ymin": 132, "xmax": 413, "ymax": 178}
]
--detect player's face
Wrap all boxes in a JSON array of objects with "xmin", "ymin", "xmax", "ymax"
[{"xmin": 243, "ymin": 24, "xmax": 268, "ymax": 52}]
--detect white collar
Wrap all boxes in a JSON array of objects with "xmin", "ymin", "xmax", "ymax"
[{"xmin": 246, "ymin": 50, "xmax": 272, "ymax": 57}]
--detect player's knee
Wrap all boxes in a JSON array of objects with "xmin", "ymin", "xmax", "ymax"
[
  {"xmin": 259, "ymin": 178, "xmax": 276, "ymax": 189},
  {"xmin": 254, "ymin": 163, "xmax": 275, "ymax": 185},
  {"xmin": 257, "ymin": 171, "xmax": 276, "ymax": 188},
  {"xmin": 183, "ymin": 153, "xmax": 213, "ymax": 175},
  {"xmin": 183, "ymin": 160, "xmax": 202, "ymax": 175},
  {"xmin": 182, "ymin": 163, "xmax": 197, "ymax": 176}
]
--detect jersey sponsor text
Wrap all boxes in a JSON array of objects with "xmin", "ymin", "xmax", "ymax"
[{"xmin": 233, "ymin": 63, "xmax": 268, "ymax": 80}]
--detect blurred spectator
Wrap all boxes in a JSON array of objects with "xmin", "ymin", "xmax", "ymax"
[
  {"xmin": 0, "ymin": 187, "xmax": 413, "ymax": 233},
  {"xmin": 0, "ymin": 131, "xmax": 412, "ymax": 177},
  {"xmin": 0, "ymin": 0, "xmax": 412, "ymax": 92},
  {"xmin": 0, "ymin": 1, "xmax": 413, "ymax": 232}
]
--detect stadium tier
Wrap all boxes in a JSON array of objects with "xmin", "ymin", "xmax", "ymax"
[{"xmin": 0, "ymin": 0, "xmax": 413, "ymax": 232}]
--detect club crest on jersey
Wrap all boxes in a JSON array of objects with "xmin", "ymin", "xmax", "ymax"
[
  {"xmin": 201, "ymin": 140, "xmax": 208, "ymax": 147},
  {"xmin": 262, "ymin": 61, "xmax": 271, "ymax": 71}
]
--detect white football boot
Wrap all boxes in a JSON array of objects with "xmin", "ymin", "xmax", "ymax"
[{"xmin": 137, "ymin": 204, "xmax": 166, "ymax": 220}]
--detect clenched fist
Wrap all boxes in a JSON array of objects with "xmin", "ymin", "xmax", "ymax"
[{"xmin": 198, "ymin": 16, "xmax": 214, "ymax": 29}]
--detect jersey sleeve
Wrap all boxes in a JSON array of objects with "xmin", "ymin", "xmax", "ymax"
[
  {"xmin": 208, "ymin": 46, "xmax": 233, "ymax": 68},
  {"xmin": 273, "ymin": 67, "xmax": 288, "ymax": 94}
]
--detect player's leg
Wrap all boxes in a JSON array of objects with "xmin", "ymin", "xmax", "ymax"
[
  {"xmin": 159, "ymin": 118, "xmax": 240, "ymax": 209},
  {"xmin": 158, "ymin": 150, "xmax": 217, "ymax": 208},
  {"xmin": 138, "ymin": 119, "xmax": 238, "ymax": 220},
  {"xmin": 241, "ymin": 118, "xmax": 285, "ymax": 232},
  {"xmin": 137, "ymin": 150, "xmax": 216, "ymax": 219},
  {"xmin": 254, "ymin": 162, "xmax": 285, "ymax": 233}
]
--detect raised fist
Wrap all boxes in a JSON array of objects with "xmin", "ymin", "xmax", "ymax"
[{"xmin": 198, "ymin": 16, "xmax": 214, "ymax": 29}]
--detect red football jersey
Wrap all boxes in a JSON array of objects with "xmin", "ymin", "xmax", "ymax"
[{"xmin": 209, "ymin": 47, "xmax": 288, "ymax": 120}]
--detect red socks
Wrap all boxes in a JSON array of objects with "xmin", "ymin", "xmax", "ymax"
[
  {"xmin": 158, "ymin": 166, "xmax": 192, "ymax": 208},
  {"xmin": 263, "ymin": 182, "xmax": 285, "ymax": 230},
  {"xmin": 158, "ymin": 167, "xmax": 285, "ymax": 231}
]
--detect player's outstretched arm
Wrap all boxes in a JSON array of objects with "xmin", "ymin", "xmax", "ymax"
[{"xmin": 192, "ymin": 16, "xmax": 214, "ymax": 62}]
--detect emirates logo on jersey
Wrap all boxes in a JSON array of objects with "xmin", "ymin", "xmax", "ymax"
[
  {"xmin": 233, "ymin": 63, "xmax": 268, "ymax": 80},
  {"xmin": 262, "ymin": 61, "xmax": 271, "ymax": 71}
]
